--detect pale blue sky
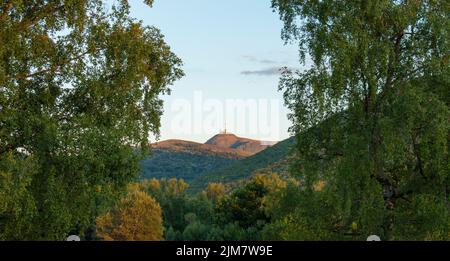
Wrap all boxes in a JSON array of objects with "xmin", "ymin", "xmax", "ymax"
[{"xmin": 124, "ymin": 0, "xmax": 301, "ymax": 142}]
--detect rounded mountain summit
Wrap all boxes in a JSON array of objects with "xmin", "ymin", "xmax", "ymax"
[{"xmin": 205, "ymin": 133, "xmax": 277, "ymax": 155}]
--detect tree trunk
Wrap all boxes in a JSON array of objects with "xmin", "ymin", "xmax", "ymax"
[
  {"xmin": 369, "ymin": 115, "xmax": 395, "ymax": 240},
  {"xmin": 382, "ymin": 185, "xmax": 395, "ymax": 240}
]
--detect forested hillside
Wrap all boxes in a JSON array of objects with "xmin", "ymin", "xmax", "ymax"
[
  {"xmin": 140, "ymin": 134, "xmax": 278, "ymax": 184},
  {"xmin": 140, "ymin": 149, "xmax": 240, "ymax": 182},
  {"xmin": 189, "ymin": 136, "xmax": 295, "ymax": 192}
]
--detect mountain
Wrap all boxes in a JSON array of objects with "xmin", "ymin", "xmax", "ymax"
[
  {"xmin": 139, "ymin": 134, "xmax": 276, "ymax": 182},
  {"xmin": 205, "ymin": 133, "xmax": 276, "ymax": 155},
  {"xmin": 188, "ymin": 136, "xmax": 295, "ymax": 192}
]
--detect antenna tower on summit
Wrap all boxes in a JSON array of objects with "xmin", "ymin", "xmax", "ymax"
[{"xmin": 220, "ymin": 118, "xmax": 227, "ymax": 134}]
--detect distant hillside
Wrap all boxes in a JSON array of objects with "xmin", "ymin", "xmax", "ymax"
[
  {"xmin": 152, "ymin": 139, "xmax": 251, "ymax": 157},
  {"xmin": 139, "ymin": 134, "xmax": 274, "ymax": 182},
  {"xmin": 189, "ymin": 136, "xmax": 295, "ymax": 192},
  {"xmin": 205, "ymin": 133, "xmax": 276, "ymax": 155},
  {"xmin": 139, "ymin": 134, "xmax": 283, "ymax": 184},
  {"xmin": 140, "ymin": 149, "xmax": 240, "ymax": 182}
]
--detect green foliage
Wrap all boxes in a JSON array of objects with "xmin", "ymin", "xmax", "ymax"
[
  {"xmin": 182, "ymin": 215, "xmax": 210, "ymax": 241},
  {"xmin": 0, "ymin": 1, "xmax": 183, "ymax": 240},
  {"xmin": 264, "ymin": 183, "xmax": 385, "ymax": 240},
  {"xmin": 96, "ymin": 186, "xmax": 163, "ymax": 241},
  {"xmin": 0, "ymin": 153, "xmax": 37, "ymax": 240},
  {"xmin": 392, "ymin": 194, "xmax": 450, "ymax": 240},
  {"xmin": 216, "ymin": 180, "xmax": 270, "ymax": 229},
  {"xmin": 271, "ymin": 0, "xmax": 450, "ymax": 240},
  {"xmin": 142, "ymin": 178, "xmax": 195, "ymax": 232},
  {"xmin": 137, "ymin": 175, "xmax": 287, "ymax": 241},
  {"xmin": 190, "ymin": 137, "xmax": 295, "ymax": 192},
  {"xmin": 140, "ymin": 149, "xmax": 239, "ymax": 182}
]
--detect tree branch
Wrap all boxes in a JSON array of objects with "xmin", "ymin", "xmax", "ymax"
[
  {"xmin": 0, "ymin": 2, "xmax": 13, "ymax": 22},
  {"xmin": 411, "ymin": 133, "xmax": 427, "ymax": 181},
  {"xmin": 15, "ymin": 50, "xmax": 90, "ymax": 80},
  {"xmin": 0, "ymin": 144, "xmax": 14, "ymax": 155},
  {"xmin": 376, "ymin": 30, "xmax": 405, "ymax": 107},
  {"xmin": 15, "ymin": 3, "xmax": 65, "ymax": 31}
]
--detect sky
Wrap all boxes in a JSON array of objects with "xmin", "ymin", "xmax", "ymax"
[{"xmin": 122, "ymin": 0, "xmax": 301, "ymax": 143}]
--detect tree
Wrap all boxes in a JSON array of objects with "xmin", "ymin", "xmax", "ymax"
[
  {"xmin": 0, "ymin": 152, "xmax": 37, "ymax": 240},
  {"xmin": 140, "ymin": 178, "xmax": 218, "ymax": 240},
  {"xmin": 216, "ymin": 178, "xmax": 270, "ymax": 231},
  {"xmin": 0, "ymin": 1, "xmax": 183, "ymax": 240},
  {"xmin": 272, "ymin": 0, "xmax": 449, "ymax": 240},
  {"xmin": 181, "ymin": 213, "xmax": 211, "ymax": 241},
  {"xmin": 203, "ymin": 182, "xmax": 226, "ymax": 201},
  {"xmin": 142, "ymin": 178, "xmax": 192, "ymax": 234},
  {"xmin": 96, "ymin": 187, "xmax": 163, "ymax": 241}
]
